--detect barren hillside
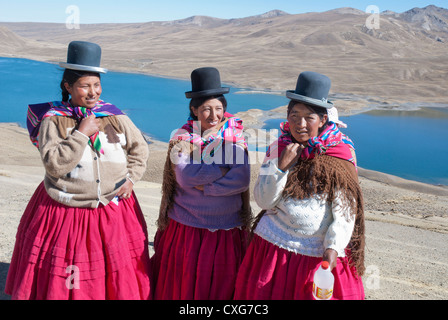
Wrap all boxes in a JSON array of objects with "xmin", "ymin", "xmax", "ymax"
[{"xmin": 1, "ymin": 6, "xmax": 447, "ymax": 108}]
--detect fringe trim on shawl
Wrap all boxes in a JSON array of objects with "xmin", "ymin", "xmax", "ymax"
[
  {"xmin": 157, "ymin": 140, "xmax": 253, "ymax": 232},
  {"xmin": 252, "ymin": 155, "xmax": 365, "ymax": 276}
]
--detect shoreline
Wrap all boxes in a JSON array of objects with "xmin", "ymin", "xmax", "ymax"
[{"xmin": 3, "ymin": 56, "xmax": 448, "ymax": 114}]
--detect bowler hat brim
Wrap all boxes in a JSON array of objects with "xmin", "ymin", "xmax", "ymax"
[
  {"xmin": 185, "ymin": 87, "xmax": 230, "ymax": 99},
  {"xmin": 59, "ymin": 62, "xmax": 108, "ymax": 74},
  {"xmin": 286, "ymin": 90, "xmax": 334, "ymax": 109}
]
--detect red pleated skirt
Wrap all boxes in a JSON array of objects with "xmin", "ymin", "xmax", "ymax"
[
  {"xmin": 151, "ymin": 219, "xmax": 248, "ymax": 300},
  {"xmin": 234, "ymin": 235, "xmax": 364, "ymax": 300},
  {"xmin": 5, "ymin": 182, "xmax": 152, "ymax": 300}
]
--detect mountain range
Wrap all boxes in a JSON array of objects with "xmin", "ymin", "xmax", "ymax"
[{"xmin": 0, "ymin": 5, "xmax": 447, "ymax": 109}]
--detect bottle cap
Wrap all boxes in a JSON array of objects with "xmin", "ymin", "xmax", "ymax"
[{"xmin": 321, "ymin": 261, "xmax": 330, "ymax": 269}]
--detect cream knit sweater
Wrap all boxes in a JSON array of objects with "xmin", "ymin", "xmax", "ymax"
[{"xmin": 39, "ymin": 115, "xmax": 149, "ymax": 208}]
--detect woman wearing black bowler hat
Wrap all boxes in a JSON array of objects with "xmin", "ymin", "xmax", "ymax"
[
  {"xmin": 151, "ymin": 67, "xmax": 252, "ymax": 300},
  {"xmin": 5, "ymin": 41, "xmax": 152, "ymax": 300},
  {"xmin": 234, "ymin": 71, "xmax": 365, "ymax": 300}
]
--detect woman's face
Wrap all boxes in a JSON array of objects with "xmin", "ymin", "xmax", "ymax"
[
  {"xmin": 192, "ymin": 98, "xmax": 224, "ymax": 133},
  {"xmin": 288, "ymin": 103, "xmax": 328, "ymax": 144},
  {"xmin": 64, "ymin": 75, "xmax": 102, "ymax": 108}
]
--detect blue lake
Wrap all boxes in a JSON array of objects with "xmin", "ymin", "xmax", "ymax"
[{"xmin": 1, "ymin": 57, "xmax": 447, "ymax": 186}]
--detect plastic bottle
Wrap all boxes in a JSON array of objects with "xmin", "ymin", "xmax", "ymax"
[{"xmin": 312, "ymin": 261, "xmax": 334, "ymax": 300}]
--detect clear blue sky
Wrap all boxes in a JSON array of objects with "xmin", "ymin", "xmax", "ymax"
[{"xmin": 0, "ymin": 0, "xmax": 446, "ymax": 23}]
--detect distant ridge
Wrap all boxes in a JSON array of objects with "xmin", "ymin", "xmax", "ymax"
[
  {"xmin": 162, "ymin": 15, "xmax": 225, "ymax": 27},
  {"xmin": 252, "ymin": 9, "xmax": 289, "ymax": 18},
  {"xmin": 0, "ymin": 6, "xmax": 447, "ymax": 105},
  {"xmin": 324, "ymin": 7, "xmax": 365, "ymax": 15},
  {"xmin": 400, "ymin": 4, "xmax": 448, "ymax": 31},
  {"xmin": 162, "ymin": 9, "xmax": 289, "ymax": 27}
]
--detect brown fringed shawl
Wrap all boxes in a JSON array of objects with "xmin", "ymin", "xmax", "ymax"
[
  {"xmin": 253, "ymin": 154, "xmax": 365, "ymax": 276},
  {"xmin": 157, "ymin": 140, "xmax": 253, "ymax": 232}
]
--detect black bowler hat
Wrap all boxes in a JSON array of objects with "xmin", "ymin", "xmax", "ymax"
[
  {"xmin": 185, "ymin": 67, "xmax": 230, "ymax": 99},
  {"xmin": 286, "ymin": 71, "xmax": 333, "ymax": 109},
  {"xmin": 59, "ymin": 41, "xmax": 108, "ymax": 74}
]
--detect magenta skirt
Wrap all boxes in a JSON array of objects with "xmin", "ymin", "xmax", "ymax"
[
  {"xmin": 234, "ymin": 235, "xmax": 364, "ymax": 300},
  {"xmin": 151, "ymin": 219, "xmax": 248, "ymax": 300},
  {"xmin": 5, "ymin": 182, "xmax": 152, "ymax": 300}
]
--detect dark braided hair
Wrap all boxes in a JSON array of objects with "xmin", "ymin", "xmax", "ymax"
[{"xmin": 60, "ymin": 69, "xmax": 101, "ymax": 102}]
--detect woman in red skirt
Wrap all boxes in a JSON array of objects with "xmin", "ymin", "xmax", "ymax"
[
  {"xmin": 151, "ymin": 67, "xmax": 251, "ymax": 300},
  {"xmin": 234, "ymin": 72, "xmax": 365, "ymax": 300},
  {"xmin": 5, "ymin": 41, "xmax": 152, "ymax": 300}
]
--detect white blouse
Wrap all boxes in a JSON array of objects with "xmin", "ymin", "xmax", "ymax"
[{"xmin": 254, "ymin": 158, "xmax": 355, "ymax": 257}]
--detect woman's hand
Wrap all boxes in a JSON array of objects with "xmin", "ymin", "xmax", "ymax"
[
  {"xmin": 118, "ymin": 180, "xmax": 134, "ymax": 200},
  {"xmin": 278, "ymin": 143, "xmax": 304, "ymax": 172},
  {"xmin": 78, "ymin": 114, "xmax": 101, "ymax": 137},
  {"xmin": 323, "ymin": 248, "xmax": 338, "ymax": 271}
]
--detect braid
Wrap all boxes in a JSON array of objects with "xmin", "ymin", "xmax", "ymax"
[{"xmin": 60, "ymin": 80, "xmax": 70, "ymax": 102}]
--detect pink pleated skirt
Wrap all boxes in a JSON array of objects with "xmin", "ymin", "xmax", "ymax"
[
  {"xmin": 234, "ymin": 235, "xmax": 364, "ymax": 300},
  {"xmin": 151, "ymin": 219, "xmax": 248, "ymax": 300},
  {"xmin": 5, "ymin": 182, "xmax": 152, "ymax": 300}
]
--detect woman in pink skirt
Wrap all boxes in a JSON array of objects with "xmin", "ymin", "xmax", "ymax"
[
  {"xmin": 152, "ymin": 67, "xmax": 251, "ymax": 300},
  {"xmin": 234, "ymin": 72, "xmax": 365, "ymax": 300},
  {"xmin": 5, "ymin": 41, "xmax": 152, "ymax": 300}
]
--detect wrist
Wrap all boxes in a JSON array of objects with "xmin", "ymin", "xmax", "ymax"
[
  {"xmin": 75, "ymin": 130, "xmax": 90, "ymax": 140},
  {"xmin": 277, "ymin": 166, "xmax": 286, "ymax": 173},
  {"xmin": 323, "ymin": 248, "xmax": 338, "ymax": 270},
  {"xmin": 126, "ymin": 175, "xmax": 135, "ymax": 185},
  {"xmin": 323, "ymin": 248, "xmax": 338, "ymax": 257},
  {"xmin": 276, "ymin": 160, "xmax": 288, "ymax": 174}
]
